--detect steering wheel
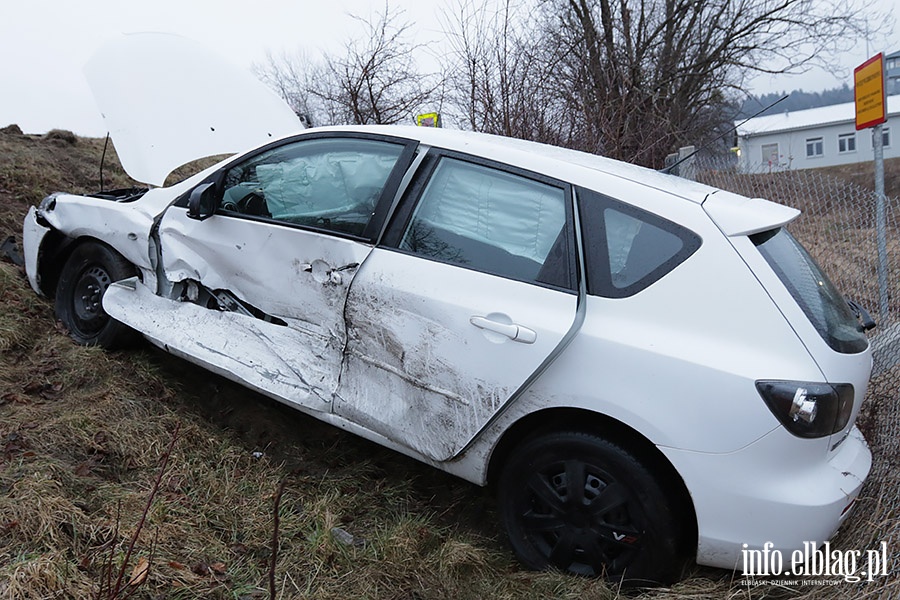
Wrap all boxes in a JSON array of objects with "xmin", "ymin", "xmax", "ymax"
[{"xmin": 236, "ymin": 191, "xmax": 270, "ymax": 217}]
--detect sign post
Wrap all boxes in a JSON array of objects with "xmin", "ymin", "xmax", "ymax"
[{"xmin": 854, "ymin": 53, "xmax": 888, "ymax": 322}]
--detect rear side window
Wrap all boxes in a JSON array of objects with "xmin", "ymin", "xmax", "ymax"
[
  {"xmin": 398, "ymin": 157, "xmax": 575, "ymax": 290},
  {"xmin": 578, "ymin": 188, "xmax": 701, "ymax": 297},
  {"xmin": 751, "ymin": 228, "xmax": 868, "ymax": 354}
]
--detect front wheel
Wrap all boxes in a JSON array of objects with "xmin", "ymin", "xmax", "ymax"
[
  {"xmin": 498, "ymin": 431, "xmax": 686, "ymax": 584},
  {"xmin": 55, "ymin": 241, "xmax": 137, "ymax": 349}
]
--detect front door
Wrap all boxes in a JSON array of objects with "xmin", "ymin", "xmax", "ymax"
[{"xmin": 148, "ymin": 133, "xmax": 416, "ymax": 410}]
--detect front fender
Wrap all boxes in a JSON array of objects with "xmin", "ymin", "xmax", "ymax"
[{"xmin": 22, "ymin": 205, "xmax": 58, "ymax": 296}]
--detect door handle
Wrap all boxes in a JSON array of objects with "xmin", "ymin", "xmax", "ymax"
[{"xmin": 469, "ymin": 316, "xmax": 537, "ymax": 344}]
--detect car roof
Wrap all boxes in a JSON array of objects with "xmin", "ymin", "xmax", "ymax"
[{"xmin": 306, "ymin": 125, "xmax": 719, "ymax": 205}]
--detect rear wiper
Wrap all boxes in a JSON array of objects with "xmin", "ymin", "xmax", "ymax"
[{"xmin": 846, "ymin": 298, "xmax": 877, "ymax": 332}]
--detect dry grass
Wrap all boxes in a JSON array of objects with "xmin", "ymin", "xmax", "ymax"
[{"xmin": 1, "ymin": 127, "xmax": 898, "ymax": 599}]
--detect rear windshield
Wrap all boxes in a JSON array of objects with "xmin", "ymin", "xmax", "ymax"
[{"xmin": 751, "ymin": 228, "xmax": 868, "ymax": 354}]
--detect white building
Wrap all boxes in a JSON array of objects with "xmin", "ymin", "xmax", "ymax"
[{"xmin": 736, "ymin": 95, "xmax": 899, "ymax": 171}]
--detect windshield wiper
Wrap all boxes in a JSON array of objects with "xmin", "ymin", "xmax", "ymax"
[{"xmin": 846, "ymin": 298, "xmax": 877, "ymax": 332}]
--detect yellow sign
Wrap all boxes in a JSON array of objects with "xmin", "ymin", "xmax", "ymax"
[
  {"xmin": 854, "ymin": 53, "xmax": 886, "ymax": 130},
  {"xmin": 416, "ymin": 113, "xmax": 441, "ymax": 128}
]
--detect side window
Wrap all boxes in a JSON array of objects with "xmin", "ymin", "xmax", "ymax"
[
  {"xmin": 578, "ymin": 188, "xmax": 701, "ymax": 298},
  {"xmin": 399, "ymin": 157, "xmax": 574, "ymax": 289},
  {"xmin": 220, "ymin": 137, "xmax": 404, "ymax": 236}
]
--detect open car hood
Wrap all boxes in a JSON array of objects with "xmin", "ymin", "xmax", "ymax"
[{"xmin": 85, "ymin": 33, "xmax": 302, "ymax": 187}]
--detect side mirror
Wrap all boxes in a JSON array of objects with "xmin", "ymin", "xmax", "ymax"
[{"xmin": 187, "ymin": 182, "xmax": 218, "ymax": 221}]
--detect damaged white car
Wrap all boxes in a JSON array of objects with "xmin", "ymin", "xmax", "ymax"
[{"xmin": 23, "ymin": 33, "xmax": 874, "ymax": 583}]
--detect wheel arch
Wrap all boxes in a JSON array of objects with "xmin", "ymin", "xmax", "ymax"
[
  {"xmin": 486, "ymin": 407, "xmax": 698, "ymax": 554},
  {"xmin": 37, "ymin": 234, "xmax": 135, "ymax": 298},
  {"xmin": 35, "ymin": 230, "xmax": 79, "ymax": 298}
]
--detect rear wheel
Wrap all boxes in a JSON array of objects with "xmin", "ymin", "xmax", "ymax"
[
  {"xmin": 498, "ymin": 431, "xmax": 685, "ymax": 584},
  {"xmin": 55, "ymin": 241, "xmax": 137, "ymax": 348}
]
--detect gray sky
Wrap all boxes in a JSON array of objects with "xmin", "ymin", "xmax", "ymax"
[{"xmin": 1, "ymin": 0, "xmax": 897, "ymax": 136}]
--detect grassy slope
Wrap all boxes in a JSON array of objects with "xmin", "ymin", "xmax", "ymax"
[
  {"xmin": 0, "ymin": 128, "xmax": 894, "ymax": 599},
  {"xmin": 817, "ymin": 157, "xmax": 900, "ymax": 199}
]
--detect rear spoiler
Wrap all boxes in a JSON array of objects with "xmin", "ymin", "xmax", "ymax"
[{"xmin": 702, "ymin": 190, "xmax": 800, "ymax": 237}]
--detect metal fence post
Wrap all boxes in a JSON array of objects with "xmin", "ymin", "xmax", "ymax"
[
  {"xmin": 874, "ymin": 124, "xmax": 890, "ymax": 322},
  {"xmin": 678, "ymin": 146, "xmax": 696, "ymax": 181}
]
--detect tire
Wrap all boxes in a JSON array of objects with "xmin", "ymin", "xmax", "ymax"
[
  {"xmin": 498, "ymin": 431, "xmax": 685, "ymax": 584},
  {"xmin": 54, "ymin": 241, "xmax": 137, "ymax": 349}
]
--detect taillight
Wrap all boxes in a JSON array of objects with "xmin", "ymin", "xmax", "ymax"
[{"xmin": 756, "ymin": 381, "xmax": 854, "ymax": 438}]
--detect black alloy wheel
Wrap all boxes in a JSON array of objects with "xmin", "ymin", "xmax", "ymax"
[{"xmin": 498, "ymin": 431, "xmax": 685, "ymax": 583}]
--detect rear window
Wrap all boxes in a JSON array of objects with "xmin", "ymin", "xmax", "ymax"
[{"xmin": 751, "ymin": 228, "xmax": 868, "ymax": 354}]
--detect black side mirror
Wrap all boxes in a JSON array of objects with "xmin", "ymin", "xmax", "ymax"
[{"xmin": 187, "ymin": 182, "xmax": 218, "ymax": 221}]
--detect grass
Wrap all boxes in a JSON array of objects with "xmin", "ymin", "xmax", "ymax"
[{"xmin": 1, "ymin": 126, "xmax": 898, "ymax": 599}]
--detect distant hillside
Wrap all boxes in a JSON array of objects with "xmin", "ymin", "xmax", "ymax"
[{"xmin": 737, "ymin": 84, "xmax": 855, "ymax": 119}]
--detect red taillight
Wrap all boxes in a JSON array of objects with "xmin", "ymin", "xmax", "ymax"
[{"xmin": 756, "ymin": 381, "xmax": 854, "ymax": 438}]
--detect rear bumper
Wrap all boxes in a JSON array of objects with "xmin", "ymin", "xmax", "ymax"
[{"xmin": 663, "ymin": 426, "xmax": 871, "ymax": 570}]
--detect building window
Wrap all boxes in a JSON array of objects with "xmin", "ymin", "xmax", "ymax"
[
  {"xmin": 806, "ymin": 137, "xmax": 824, "ymax": 158},
  {"xmin": 838, "ymin": 133, "xmax": 856, "ymax": 153},
  {"xmin": 761, "ymin": 143, "xmax": 779, "ymax": 165},
  {"xmin": 872, "ymin": 127, "xmax": 892, "ymax": 148}
]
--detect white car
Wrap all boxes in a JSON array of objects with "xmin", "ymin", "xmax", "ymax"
[{"xmin": 22, "ymin": 34, "xmax": 873, "ymax": 583}]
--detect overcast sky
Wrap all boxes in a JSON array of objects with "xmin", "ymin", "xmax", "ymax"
[{"xmin": 1, "ymin": 0, "xmax": 897, "ymax": 137}]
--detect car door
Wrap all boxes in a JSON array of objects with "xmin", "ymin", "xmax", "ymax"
[
  {"xmin": 335, "ymin": 153, "xmax": 580, "ymax": 461},
  {"xmin": 148, "ymin": 133, "xmax": 417, "ymax": 411}
]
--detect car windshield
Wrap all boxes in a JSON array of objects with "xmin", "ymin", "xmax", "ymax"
[{"xmin": 751, "ymin": 227, "xmax": 868, "ymax": 354}]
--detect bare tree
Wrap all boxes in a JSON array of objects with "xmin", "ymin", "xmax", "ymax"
[
  {"xmin": 256, "ymin": 4, "xmax": 441, "ymax": 127},
  {"xmin": 442, "ymin": 0, "xmax": 891, "ymax": 167},
  {"xmin": 552, "ymin": 0, "xmax": 893, "ymax": 166},
  {"xmin": 253, "ymin": 49, "xmax": 317, "ymax": 126},
  {"xmin": 441, "ymin": 0, "xmax": 575, "ymax": 145},
  {"xmin": 315, "ymin": 5, "xmax": 441, "ymax": 125}
]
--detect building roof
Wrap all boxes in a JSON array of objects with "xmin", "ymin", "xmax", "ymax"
[{"xmin": 736, "ymin": 95, "xmax": 900, "ymax": 137}]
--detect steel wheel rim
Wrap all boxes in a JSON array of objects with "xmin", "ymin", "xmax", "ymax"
[{"xmin": 71, "ymin": 264, "xmax": 112, "ymax": 334}]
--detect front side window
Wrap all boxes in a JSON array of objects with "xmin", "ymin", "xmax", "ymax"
[
  {"xmin": 806, "ymin": 137, "xmax": 824, "ymax": 158},
  {"xmin": 399, "ymin": 157, "xmax": 574, "ymax": 289},
  {"xmin": 220, "ymin": 137, "xmax": 405, "ymax": 237},
  {"xmin": 578, "ymin": 188, "xmax": 701, "ymax": 298},
  {"xmin": 752, "ymin": 228, "xmax": 867, "ymax": 354},
  {"xmin": 838, "ymin": 133, "xmax": 856, "ymax": 153}
]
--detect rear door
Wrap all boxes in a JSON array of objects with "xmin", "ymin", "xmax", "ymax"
[
  {"xmin": 335, "ymin": 153, "xmax": 580, "ymax": 461},
  {"xmin": 148, "ymin": 133, "xmax": 416, "ymax": 411}
]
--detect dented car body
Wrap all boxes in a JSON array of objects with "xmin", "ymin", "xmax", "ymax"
[{"xmin": 22, "ymin": 34, "xmax": 873, "ymax": 583}]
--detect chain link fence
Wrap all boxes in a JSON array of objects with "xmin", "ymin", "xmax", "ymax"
[{"xmin": 694, "ymin": 157, "xmax": 899, "ymax": 598}]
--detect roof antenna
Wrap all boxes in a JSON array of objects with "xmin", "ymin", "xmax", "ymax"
[
  {"xmin": 661, "ymin": 95, "xmax": 789, "ymax": 175},
  {"xmin": 100, "ymin": 132, "xmax": 110, "ymax": 192}
]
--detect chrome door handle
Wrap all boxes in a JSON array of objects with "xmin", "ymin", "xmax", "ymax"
[{"xmin": 469, "ymin": 316, "xmax": 537, "ymax": 344}]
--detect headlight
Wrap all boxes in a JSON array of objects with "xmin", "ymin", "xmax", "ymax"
[{"xmin": 756, "ymin": 381, "xmax": 854, "ymax": 438}]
